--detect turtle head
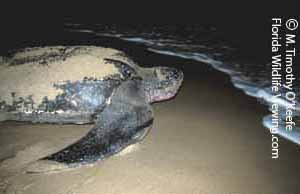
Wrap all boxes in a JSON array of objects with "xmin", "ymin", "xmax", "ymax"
[{"xmin": 143, "ymin": 67, "xmax": 184, "ymax": 103}]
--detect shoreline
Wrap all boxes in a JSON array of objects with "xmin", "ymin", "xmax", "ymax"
[{"xmin": 1, "ymin": 34, "xmax": 300, "ymax": 193}]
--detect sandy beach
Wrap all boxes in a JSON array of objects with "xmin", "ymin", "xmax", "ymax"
[{"xmin": 1, "ymin": 40, "xmax": 300, "ymax": 194}]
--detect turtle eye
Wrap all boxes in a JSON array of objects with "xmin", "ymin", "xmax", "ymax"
[
  {"xmin": 123, "ymin": 68, "xmax": 133, "ymax": 77},
  {"xmin": 120, "ymin": 65, "xmax": 137, "ymax": 79}
]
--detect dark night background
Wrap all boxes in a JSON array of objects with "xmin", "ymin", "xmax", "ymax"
[{"xmin": 1, "ymin": 15, "xmax": 270, "ymax": 64}]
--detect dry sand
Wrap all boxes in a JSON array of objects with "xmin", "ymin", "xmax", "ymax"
[{"xmin": 1, "ymin": 57, "xmax": 300, "ymax": 194}]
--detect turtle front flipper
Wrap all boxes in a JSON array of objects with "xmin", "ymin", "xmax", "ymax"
[
  {"xmin": 35, "ymin": 79, "xmax": 153, "ymax": 170},
  {"xmin": 42, "ymin": 104, "xmax": 153, "ymax": 166}
]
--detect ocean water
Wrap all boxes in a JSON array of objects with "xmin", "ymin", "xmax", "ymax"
[{"xmin": 63, "ymin": 23, "xmax": 300, "ymax": 146}]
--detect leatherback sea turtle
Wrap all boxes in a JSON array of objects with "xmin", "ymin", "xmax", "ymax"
[{"xmin": 0, "ymin": 46, "xmax": 183, "ymax": 167}]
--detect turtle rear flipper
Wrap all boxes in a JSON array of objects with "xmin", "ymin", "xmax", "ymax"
[{"xmin": 27, "ymin": 79, "xmax": 153, "ymax": 172}]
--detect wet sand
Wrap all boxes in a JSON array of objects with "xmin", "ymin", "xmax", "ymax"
[{"xmin": 1, "ymin": 46, "xmax": 300, "ymax": 194}]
